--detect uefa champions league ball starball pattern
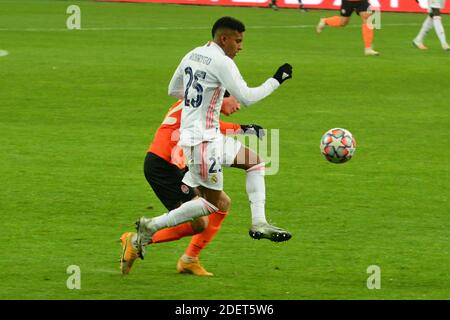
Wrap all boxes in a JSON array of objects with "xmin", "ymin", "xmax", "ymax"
[{"xmin": 320, "ymin": 128, "xmax": 356, "ymax": 164}]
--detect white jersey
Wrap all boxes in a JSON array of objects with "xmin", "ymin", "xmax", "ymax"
[
  {"xmin": 168, "ymin": 41, "xmax": 279, "ymax": 147},
  {"xmin": 429, "ymin": 0, "xmax": 446, "ymax": 9}
]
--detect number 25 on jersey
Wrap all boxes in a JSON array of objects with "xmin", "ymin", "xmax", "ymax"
[{"xmin": 184, "ymin": 67, "xmax": 206, "ymax": 108}]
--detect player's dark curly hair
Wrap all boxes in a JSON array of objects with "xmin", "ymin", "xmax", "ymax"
[{"xmin": 211, "ymin": 17, "xmax": 246, "ymax": 38}]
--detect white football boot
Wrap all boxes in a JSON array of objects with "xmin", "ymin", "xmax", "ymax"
[
  {"xmin": 249, "ymin": 222, "xmax": 292, "ymax": 242},
  {"xmin": 412, "ymin": 40, "xmax": 428, "ymax": 50},
  {"xmin": 364, "ymin": 47, "xmax": 380, "ymax": 56},
  {"xmin": 316, "ymin": 18, "xmax": 326, "ymax": 34}
]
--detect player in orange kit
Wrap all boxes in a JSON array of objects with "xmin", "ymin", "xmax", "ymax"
[
  {"xmin": 316, "ymin": 0, "xmax": 379, "ymax": 56},
  {"xmin": 120, "ymin": 95, "xmax": 277, "ymax": 276}
]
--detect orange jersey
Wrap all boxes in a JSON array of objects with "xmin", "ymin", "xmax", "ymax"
[{"xmin": 148, "ymin": 100, "xmax": 241, "ymax": 169}]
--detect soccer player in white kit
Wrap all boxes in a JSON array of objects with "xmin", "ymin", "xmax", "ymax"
[
  {"xmin": 413, "ymin": 0, "xmax": 450, "ymax": 51},
  {"xmin": 134, "ymin": 17, "xmax": 293, "ymax": 259}
]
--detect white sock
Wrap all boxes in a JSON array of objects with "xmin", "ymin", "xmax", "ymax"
[
  {"xmin": 415, "ymin": 16, "xmax": 433, "ymax": 44},
  {"xmin": 433, "ymin": 16, "xmax": 448, "ymax": 48},
  {"xmin": 150, "ymin": 198, "xmax": 217, "ymax": 231},
  {"xmin": 246, "ymin": 163, "xmax": 267, "ymax": 225}
]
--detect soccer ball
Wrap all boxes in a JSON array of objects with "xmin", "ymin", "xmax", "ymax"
[{"xmin": 320, "ymin": 128, "xmax": 356, "ymax": 164}]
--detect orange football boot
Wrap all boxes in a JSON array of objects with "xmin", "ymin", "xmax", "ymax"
[
  {"xmin": 176, "ymin": 258, "xmax": 213, "ymax": 276},
  {"xmin": 119, "ymin": 232, "xmax": 139, "ymax": 275}
]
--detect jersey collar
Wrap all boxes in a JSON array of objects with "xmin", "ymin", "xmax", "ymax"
[{"xmin": 206, "ymin": 41, "xmax": 226, "ymax": 56}]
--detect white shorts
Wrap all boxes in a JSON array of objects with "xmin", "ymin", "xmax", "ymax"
[
  {"xmin": 429, "ymin": 0, "xmax": 446, "ymax": 9},
  {"xmin": 181, "ymin": 135, "xmax": 242, "ymax": 191}
]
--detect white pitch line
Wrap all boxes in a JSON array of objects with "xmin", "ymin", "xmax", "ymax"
[
  {"xmin": 0, "ymin": 26, "xmax": 208, "ymax": 32},
  {"xmin": 0, "ymin": 49, "xmax": 9, "ymax": 57},
  {"xmin": 0, "ymin": 23, "xmax": 430, "ymax": 32}
]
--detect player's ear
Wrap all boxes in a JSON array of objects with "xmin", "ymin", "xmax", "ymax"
[{"xmin": 219, "ymin": 33, "xmax": 228, "ymax": 45}]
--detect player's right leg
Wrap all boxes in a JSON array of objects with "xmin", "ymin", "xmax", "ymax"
[
  {"xmin": 135, "ymin": 197, "xmax": 217, "ymax": 259},
  {"xmin": 120, "ymin": 217, "xmax": 208, "ymax": 275},
  {"xmin": 413, "ymin": 13, "xmax": 433, "ymax": 50},
  {"xmin": 360, "ymin": 11, "xmax": 379, "ymax": 56}
]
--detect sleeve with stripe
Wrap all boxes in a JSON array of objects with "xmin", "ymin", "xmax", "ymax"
[{"xmin": 216, "ymin": 57, "xmax": 280, "ymax": 107}]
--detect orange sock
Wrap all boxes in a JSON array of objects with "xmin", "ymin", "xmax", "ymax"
[
  {"xmin": 151, "ymin": 222, "xmax": 195, "ymax": 244},
  {"xmin": 362, "ymin": 23, "xmax": 374, "ymax": 48},
  {"xmin": 324, "ymin": 16, "xmax": 342, "ymax": 27},
  {"xmin": 185, "ymin": 211, "xmax": 227, "ymax": 258}
]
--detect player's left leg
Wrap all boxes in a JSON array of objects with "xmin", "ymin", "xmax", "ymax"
[
  {"xmin": 177, "ymin": 210, "xmax": 228, "ymax": 276},
  {"xmin": 316, "ymin": 16, "xmax": 350, "ymax": 33},
  {"xmin": 359, "ymin": 9, "xmax": 379, "ymax": 56},
  {"xmin": 229, "ymin": 142, "xmax": 291, "ymax": 242},
  {"xmin": 429, "ymin": 6, "xmax": 450, "ymax": 50},
  {"xmin": 317, "ymin": 0, "xmax": 352, "ymax": 33}
]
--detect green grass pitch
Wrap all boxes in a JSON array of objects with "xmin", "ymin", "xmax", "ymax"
[{"xmin": 1, "ymin": 0, "xmax": 449, "ymax": 300}]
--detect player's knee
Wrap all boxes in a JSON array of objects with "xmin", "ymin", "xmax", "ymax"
[
  {"xmin": 245, "ymin": 154, "xmax": 263, "ymax": 168},
  {"xmin": 217, "ymin": 192, "xmax": 231, "ymax": 212},
  {"xmin": 191, "ymin": 216, "xmax": 208, "ymax": 233},
  {"xmin": 247, "ymin": 161, "xmax": 266, "ymax": 174},
  {"xmin": 341, "ymin": 17, "xmax": 350, "ymax": 26},
  {"xmin": 246, "ymin": 149, "xmax": 262, "ymax": 167},
  {"xmin": 166, "ymin": 201, "xmax": 183, "ymax": 211},
  {"xmin": 255, "ymin": 154, "xmax": 264, "ymax": 165}
]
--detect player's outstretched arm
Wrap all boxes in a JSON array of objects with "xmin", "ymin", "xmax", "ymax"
[{"xmin": 217, "ymin": 59, "xmax": 293, "ymax": 107}]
